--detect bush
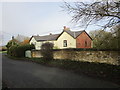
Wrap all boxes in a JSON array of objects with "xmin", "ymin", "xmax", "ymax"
[
  {"xmin": 8, "ymin": 44, "xmax": 35, "ymax": 57},
  {"xmin": 54, "ymin": 48, "xmax": 120, "ymax": 51},
  {"xmin": 41, "ymin": 42, "xmax": 54, "ymax": 60},
  {"xmin": 6, "ymin": 39, "xmax": 19, "ymax": 49}
]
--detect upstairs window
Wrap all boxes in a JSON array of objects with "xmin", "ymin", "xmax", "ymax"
[{"xmin": 63, "ymin": 40, "xmax": 67, "ymax": 47}]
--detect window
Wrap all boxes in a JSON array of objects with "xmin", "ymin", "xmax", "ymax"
[
  {"xmin": 63, "ymin": 40, "xmax": 67, "ymax": 47},
  {"xmin": 77, "ymin": 43, "xmax": 80, "ymax": 47},
  {"xmin": 89, "ymin": 42, "xmax": 91, "ymax": 46},
  {"xmin": 85, "ymin": 41, "xmax": 87, "ymax": 47}
]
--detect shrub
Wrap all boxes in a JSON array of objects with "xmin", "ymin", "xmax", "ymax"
[
  {"xmin": 41, "ymin": 42, "xmax": 54, "ymax": 60},
  {"xmin": 6, "ymin": 39, "xmax": 19, "ymax": 49},
  {"xmin": 8, "ymin": 44, "xmax": 35, "ymax": 57},
  {"xmin": 58, "ymin": 48, "xmax": 120, "ymax": 51},
  {"xmin": 6, "ymin": 39, "xmax": 20, "ymax": 55},
  {"xmin": 8, "ymin": 45, "xmax": 17, "ymax": 56}
]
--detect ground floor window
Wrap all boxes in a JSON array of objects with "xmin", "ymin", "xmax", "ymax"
[
  {"xmin": 77, "ymin": 43, "xmax": 80, "ymax": 47},
  {"xmin": 63, "ymin": 40, "xmax": 67, "ymax": 47},
  {"xmin": 85, "ymin": 41, "xmax": 87, "ymax": 47}
]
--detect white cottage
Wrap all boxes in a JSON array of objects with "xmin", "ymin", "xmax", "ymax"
[{"xmin": 29, "ymin": 26, "xmax": 92, "ymax": 50}]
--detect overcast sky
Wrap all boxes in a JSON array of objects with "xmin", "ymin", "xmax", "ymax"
[{"xmin": 1, "ymin": 0, "xmax": 103, "ymax": 46}]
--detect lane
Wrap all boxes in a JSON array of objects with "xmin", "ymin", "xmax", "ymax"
[
  {"xmin": 2, "ymin": 53, "xmax": 120, "ymax": 88},
  {"xmin": 0, "ymin": 53, "xmax": 2, "ymax": 89}
]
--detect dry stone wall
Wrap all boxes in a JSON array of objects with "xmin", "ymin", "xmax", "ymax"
[{"xmin": 31, "ymin": 49, "xmax": 120, "ymax": 65}]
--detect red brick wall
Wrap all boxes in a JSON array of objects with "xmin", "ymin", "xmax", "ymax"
[{"xmin": 76, "ymin": 32, "xmax": 92, "ymax": 48}]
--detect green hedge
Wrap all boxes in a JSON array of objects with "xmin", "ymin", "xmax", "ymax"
[
  {"xmin": 53, "ymin": 48, "xmax": 120, "ymax": 51},
  {"xmin": 8, "ymin": 44, "xmax": 35, "ymax": 57},
  {"xmin": 41, "ymin": 42, "xmax": 54, "ymax": 60}
]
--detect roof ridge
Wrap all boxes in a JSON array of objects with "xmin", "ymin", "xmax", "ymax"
[
  {"xmin": 71, "ymin": 30, "xmax": 85, "ymax": 32},
  {"xmin": 38, "ymin": 33, "xmax": 60, "ymax": 37},
  {"xmin": 64, "ymin": 30, "xmax": 85, "ymax": 38},
  {"xmin": 32, "ymin": 30, "xmax": 85, "ymax": 41}
]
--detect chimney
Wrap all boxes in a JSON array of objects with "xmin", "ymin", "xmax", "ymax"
[
  {"xmin": 63, "ymin": 26, "xmax": 70, "ymax": 31},
  {"xmin": 63, "ymin": 26, "xmax": 66, "ymax": 30},
  {"xmin": 50, "ymin": 33, "xmax": 52, "ymax": 35},
  {"xmin": 12, "ymin": 36, "xmax": 14, "ymax": 40}
]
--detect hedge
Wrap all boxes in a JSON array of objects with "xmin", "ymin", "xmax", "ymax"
[
  {"xmin": 53, "ymin": 48, "xmax": 120, "ymax": 51},
  {"xmin": 41, "ymin": 42, "xmax": 54, "ymax": 60},
  {"xmin": 8, "ymin": 44, "xmax": 35, "ymax": 57}
]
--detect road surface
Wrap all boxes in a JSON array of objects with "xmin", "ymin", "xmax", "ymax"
[{"xmin": 2, "ymin": 53, "xmax": 120, "ymax": 88}]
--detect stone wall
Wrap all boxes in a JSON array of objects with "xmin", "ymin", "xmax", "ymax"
[
  {"xmin": 31, "ymin": 49, "xmax": 120, "ymax": 65},
  {"xmin": 31, "ymin": 50, "xmax": 42, "ymax": 58}
]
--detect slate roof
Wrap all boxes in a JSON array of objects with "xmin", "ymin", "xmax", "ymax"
[
  {"xmin": 64, "ymin": 30, "xmax": 84, "ymax": 38},
  {"xmin": 33, "ymin": 34, "xmax": 60, "ymax": 41},
  {"xmin": 31, "ymin": 30, "xmax": 85, "ymax": 42}
]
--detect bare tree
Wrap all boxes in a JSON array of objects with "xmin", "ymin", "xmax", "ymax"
[
  {"xmin": 62, "ymin": 0, "xmax": 120, "ymax": 30},
  {"xmin": 61, "ymin": 0, "xmax": 120, "ymax": 49}
]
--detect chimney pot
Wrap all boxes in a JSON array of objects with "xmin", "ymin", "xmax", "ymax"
[
  {"xmin": 64, "ymin": 26, "xmax": 66, "ymax": 30},
  {"xmin": 12, "ymin": 36, "xmax": 14, "ymax": 40},
  {"xmin": 50, "ymin": 33, "xmax": 52, "ymax": 35},
  {"xmin": 63, "ymin": 26, "xmax": 70, "ymax": 31}
]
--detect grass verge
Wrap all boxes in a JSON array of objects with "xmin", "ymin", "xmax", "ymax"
[
  {"xmin": 0, "ymin": 51, "xmax": 7, "ymax": 53},
  {"xmin": 6, "ymin": 55, "xmax": 120, "ymax": 85}
]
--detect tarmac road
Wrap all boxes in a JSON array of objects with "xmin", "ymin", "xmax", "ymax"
[{"xmin": 2, "ymin": 53, "xmax": 120, "ymax": 88}]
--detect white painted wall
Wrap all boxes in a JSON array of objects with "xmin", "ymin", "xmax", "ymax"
[
  {"xmin": 56, "ymin": 32, "xmax": 76, "ymax": 49},
  {"xmin": 29, "ymin": 37, "xmax": 42, "ymax": 50},
  {"xmin": 30, "ymin": 31, "xmax": 76, "ymax": 50},
  {"xmin": 41, "ymin": 40, "xmax": 59, "ymax": 49},
  {"xmin": 30, "ymin": 37, "xmax": 57, "ymax": 50}
]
